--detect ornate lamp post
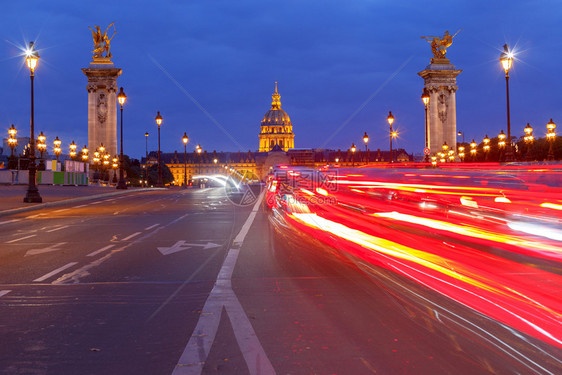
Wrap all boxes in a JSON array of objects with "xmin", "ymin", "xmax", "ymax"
[
  {"xmin": 458, "ymin": 146, "xmax": 465, "ymax": 162},
  {"xmin": 457, "ymin": 130, "xmax": 465, "ymax": 144},
  {"xmin": 350, "ymin": 143, "xmax": 356, "ymax": 166},
  {"xmin": 93, "ymin": 148, "xmax": 100, "ymax": 182},
  {"xmin": 470, "ymin": 139, "xmax": 477, "ymax": 162},
  {"xmin": 144, "ymin": 132, "xmax": 149, "ymax": 187},
  {"xmin": 523, "ymin": 123, "xmax": 534, "ymax": 161},
  {"xmin": 81, "ymin": 145, "xmax": 89, "ymax": 162},
  {"xmin": 69, "ymin": 141, "xmax": 77, "ymax": 160},
  {"xmin": 387, "ymin": 111, "xmax": 394, "ymax": 163},
  {"xmin": 8, "ymin": 124, "xmax": 17, "ymax": 157},
  {"xmin": 37, "ymin": 131, "xmax": 47, "ymax": 170},
  {"xmin": 483, "ymin": 134, "xmax": 490, "ymax": 161},
  {"xmin": 182, "ymin": 132, "xmax": 189, "ymax": 188},
  {"xmin": 23, "ymin": 42, "xmax": 42, "ymax": 203},
  {"xmin": 103, "ymin": 152, "xmax": 110, "ymax": 181},
  {"xmin": 155, "ymin": 111, "xmax": 163, "ymax": 187},
  {"xmin": 196, "ymin": 144, "xmax": 202, "ymax": 176},
  {"xmin": 421, "ymin": 89, "xmax": 430, "ymax": 161},
  {"xmin": 500, "ymin": 44, "xmax": 514, "ymax": 161},
  {"xmin": 53, "ymin": 136, "xmax": 61, "ymax": 162},
  {"xmin": 363, "ymin": 132, "xmax": 369, "ymax": 164},
  {"xmin": 116, "ymin": 87, "xmax": 127, "ymax": 189},
  {"xmin": 498, "ymin": 130, "xmax": 506, "ymax": 162},
  {"xmin": 112, "ymin": 156, "xmax": 118, "ymax": 184},
  {"xmin": 547, "ymin": 119, "xmax": 556, "ymax": 160}
]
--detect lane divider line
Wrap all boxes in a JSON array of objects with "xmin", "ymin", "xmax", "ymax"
[
  {"xmin": 0, "ymin": 219, "xmax": 21, "ymax": 225},
  {"xmin": 6, "ymin": 234, "xmax": 37, "ymax": 244},
  {"xmin": 46, "ymin": 225, "xmax": 69, "ymax": 233},
  {"xmin": 145, "ymin": 223, "xmax": 160, "ymax": 230},
  {"xmin": 171, "ymin": 190, "xmax": 274, "ymax": 375},
  {"xmin": 33, "ymin": 262, "xmax": 78, "ymax": 282},
  {"xmin": 87, "ymin": 244, "xmax": 115, "ymax": 257},
  {"xmin": 53, "ymin": 208, "xmax": 69, "ymax": 213},
  {"xmin": 122, "ymin": 232, "xmax": 142, "ymax": 241}
]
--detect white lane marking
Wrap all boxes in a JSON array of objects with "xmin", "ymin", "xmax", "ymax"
[
  {"xmin": 0, "ymin": 219, "xmax": 21, "ymax": 225},
  {"xmin": 54, "ymin": 212, "xmax": 193, "ymax": 285},
  {"xmin": 6, "ymin": 234, "xmax": 37, "ymax": 244},
  {"xmin": 53, "ymin": 208, "xmax": 69, "ymax": 213},
  {"xmin": 26, "ymin": 213, "xmax": 45, "ymax": 219},
  {"xmin": 46, "ymin": 225, "xmax": 69, "ymax": 233},
  {"xmin": 157, "ymin": 241, "xmax": 220, "ymax": 256},
  {"xmin": 87, "ymin": 244, "xmax": 115, "ymax": 257},
  {"xmin": 73, "ymin": 204, "xmax": 88, "ymax": 208},
  {"xmin": 25, "ymin": 242, "xmax": 67, "ymax": 256},
  {"xmin": 145, "ymin": 223, "xmax": 160, "ymax": 230},
  {"xmin": 0, "ymin": 290, "xmax": 11, "ymax": 298},
  {"xmin": 122, "ymin": 232, "xmax": 141, "ymax": 241},
  {"xmin": 89, "ymin": 201, "xmax": 102, "ymax": 205},
  {"xmin": 33, "ymin": 262, "xmax": 78, "ymax": 282},
  {"xmin": 171, "ymin": 191, "xmax": 274, "ymax": 375}
]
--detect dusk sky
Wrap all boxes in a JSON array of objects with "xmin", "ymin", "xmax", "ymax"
[{"xmin": 1, "ymin": 0, "xmax": 561, "ymax": 159}]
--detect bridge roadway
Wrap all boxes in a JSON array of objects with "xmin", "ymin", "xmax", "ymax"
[{"xmin": 0, "ymin": 186, "xmax": 553, "ymax": 374}]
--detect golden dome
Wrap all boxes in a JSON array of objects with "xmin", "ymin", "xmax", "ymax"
[{"xmin": 261, "ymin": 82, "xmax": 292, "ymax": 127}]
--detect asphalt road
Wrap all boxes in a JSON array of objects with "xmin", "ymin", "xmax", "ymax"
[{"xmin": 0, "ymin": 187, "xmax": 555, "ymax": 374}]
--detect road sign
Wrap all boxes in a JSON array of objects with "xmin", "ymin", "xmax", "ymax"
[{"xmin": 424, "ymin": 147, "xmax": 431, "ymax": 155}]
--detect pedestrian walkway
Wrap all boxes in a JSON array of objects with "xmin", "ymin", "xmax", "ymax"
[{"xmin": 0, "ymin": 185, "xmax": 156, "ymax": 216}]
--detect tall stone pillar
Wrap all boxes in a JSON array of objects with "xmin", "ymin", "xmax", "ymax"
[
  {"xmin": 82, "ymin": 59, "xmax": 122, "ymax": 158},
  {"xmin": 418, "ymin": 58, "xmax": 462, "ymax": 157}
]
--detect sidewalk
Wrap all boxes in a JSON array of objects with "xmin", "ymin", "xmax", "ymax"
[{"xmin": 0, "ymin": 184, "xmax": 157, "ymax": 217}]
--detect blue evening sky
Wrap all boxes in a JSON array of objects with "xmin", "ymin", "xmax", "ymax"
[{"xmin": 1, "ymin": 0, "xmax": 561, "ymax": 159}]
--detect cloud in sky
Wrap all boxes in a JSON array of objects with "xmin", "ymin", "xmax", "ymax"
[{"xmin": 1, "ymin": 0, "xmax": 561, "ymax": 158}]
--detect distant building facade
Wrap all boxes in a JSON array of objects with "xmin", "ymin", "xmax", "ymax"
[{"xmin": 258, "ymin": 82, "xmax": 295, "ymax": 152}]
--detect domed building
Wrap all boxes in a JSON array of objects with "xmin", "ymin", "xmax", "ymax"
[{"xmin": 259, "ymin": 82, "xmax": 295, "ymax": 152}]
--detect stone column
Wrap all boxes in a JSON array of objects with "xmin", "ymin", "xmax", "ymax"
[
  {"xmin": 418, "ymin": 58, "xmax": 462, "ymax": 157},
  {"xmin": 82, "ymin": 60, "xmax": 122, "ymax": 159}
]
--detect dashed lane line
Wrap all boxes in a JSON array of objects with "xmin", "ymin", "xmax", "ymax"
[
  {"xmin": 145, "ymin": 223, "xmax": 160, "ymax": 230},
  {"xmin": 46, "ymin": 225, "xmax": 69, "ymax": 233},
  {"xmin": 122, "ymin": 232, "xmax": 142, "ymax": 241},
  {"xmin": 0, "ymin": 219, "xmax": 21, "ymax": 225},
  {"xmin": 6, "ymin": 234, "xmax": 37, "ymax": 244},
  {"xmin": 87, "ymin": 244, "xmax": 115, "ymax": 257},
  {"xmin": 33, "ymin": 262, "xmax": 78, "ymax": 282}
]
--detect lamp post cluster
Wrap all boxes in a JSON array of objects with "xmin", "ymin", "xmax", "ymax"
[{"xmin": 547, "ymin": 119, "xmax": 557, "ymax": 160}]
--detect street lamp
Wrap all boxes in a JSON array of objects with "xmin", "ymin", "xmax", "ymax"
[
  {"xmin": 387, "ymin": 111, "xmax": 394, "ymax": 163},
  {"xmin": 8, "ymin": 124, "xmax": 17, "ymax": 157},
  {"xmin": 155, "ymin": 111, "xmax": 163, "ymax": 187},
  {"xmin": 196, "ymin": 144, "xmax": 202, "ymax": 176},
  {"xmin": 547, "ymin": 118, "xmax": 556, "ymax": 160},
  {"xmin": 69, "ymin": 141, "xmax": 77, "ymax": 160},
  {"xmin": 351, "ymin": 143, "xmax": 356, "ymax": 166},
  {"xmin": 81, "ymin": 145, "xmax": 89, "ymax": 162},
  {"xmin": 363, "ymin": 132, "xmax": 369, "ymax": 164},
  {"xmin": 53, "ymin": 136, "xmax": 61, "ymax": 161},
  {"xmin": 112, "ymin": 155, "xmax": 118, "ymax": 183},
  {"xmin": 458, "ymin": 146, "xmax": 465, "ymax": 162},
  {"xmin": 182, "ymin": 132, "xmax": 189, "ymax": 188},
  {"xmin": 470, "ymin": 139, "xmax": 477, "ymax": 161},
  {"xmin": 498, "ymin": 130, "xmax": 506, "ymax": 162},
  {"xmin": 442, "ymin": 142, "xmax": 448, "ymax": 162},
  {"xmin": 37, "ymin": 131, "xmax": 47, "ymax": 169},
  {"xmin": 500, "ymin": 44, "xmax": 514, "ymax": 161},
  {"xmin": 23, "ymin": 42, "xmax": 42, "ymax": 203},
  {"xmin": 93, "ymin": 148, "xmax": 100, "ymax": 182},
  {"xmin": 144, "ymin": 132, "xmax": 149, "ymax": 187},
  {"xmin": 116, "ymin": 87, "xmax": 127, "ymax": 189},
  {"xmin": 483, "ymin": 134, "xmax": 490, "ymax": 161},
  {"xmin": 421, "ymin": 89, "xmax": 430, "ymax": 161},
  {"xmin": 523, "ymin": 123, "xmax": 534, "ymax": 161}
]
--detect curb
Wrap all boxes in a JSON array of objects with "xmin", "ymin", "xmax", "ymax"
[{"xmin": 0, "ymin": 188, "xmax": 164, "ymax": 218}]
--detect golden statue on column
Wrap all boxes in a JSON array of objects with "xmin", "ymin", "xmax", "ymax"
[
  {"xmin": 421, "ymin": 30, "xmax": 461, "ymax": 60},
  {"xmin": 89, "ymin": 23, "xmax": 116, "ymax": 61}
]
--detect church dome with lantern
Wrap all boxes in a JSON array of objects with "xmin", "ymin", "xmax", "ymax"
[{"xmin": 259, "ymin": 82, "xmax": 295, "ymax": 152}]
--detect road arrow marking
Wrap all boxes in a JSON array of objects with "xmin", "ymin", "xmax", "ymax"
[
  {"xmin": 25, "ymin": 242, "xmax": 67, "ymax": 256},
  {"xmin": 157, "ymin": 241, "xmax": 221, "ymax": 255}
]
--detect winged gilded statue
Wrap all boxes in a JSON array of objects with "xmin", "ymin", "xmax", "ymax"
[
  {"xmin": 89, "ymin": 23, "xmax": 116, "ymax": 59},
  {"xmin": 421, "ymin": 29, "xmax": 461, "ymax": 59}
]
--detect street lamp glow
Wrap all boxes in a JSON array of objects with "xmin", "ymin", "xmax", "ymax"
[
  {"xmin": 9, "ymin": 124, "xmax": 17, "ymax": 137},
  {"xmin": 25, "ymin": 42, "xmax": 39, "ymax": 73},
  {"xmin": 37, "ymin": 131, "xmax": 46, "ymax": 144},
  {"xmin": 117, "ymin": 87, "xmax": 127, "ymax": 106},
  {"xmin": 499, "ymin": 44, "xmax": 513, "ymax": 74},
  {"xmin": 363, "ymin": 132, "xmax": 369, "ymax": 144},
  {"xmin": 182, "ymin": 132, "xmax": 189, "ymax": 144},
  {"xmin": 387, "ymin": 111, "xmax": 394, "ymax": 126},
  {"xmin": 155, "ymin": 111, "xmax": 163, "ymax": 126},
  {"xmin": 421, "ymin": 89, "xmax": 430, "ymax": 106}
]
